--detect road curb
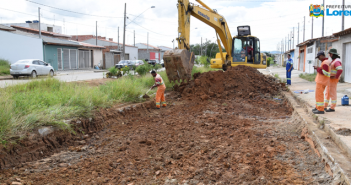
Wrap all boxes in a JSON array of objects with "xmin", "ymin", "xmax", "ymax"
[{"xmin": 284, "ymin": 91, "xmax": 351, "ymax": 184}]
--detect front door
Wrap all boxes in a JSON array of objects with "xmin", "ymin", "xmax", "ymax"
[
  {"xmin": 345, "ymin": 43, "xmax": 351, "ymax": 82},
  {"xmin": 299, "ymin": 50, "xmax": 304, "ymax": 71}
]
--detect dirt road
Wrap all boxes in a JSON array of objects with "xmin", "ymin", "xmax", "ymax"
[{"xmin": 0, "ymin": 66, "xmax": 332, "ymax": 184}]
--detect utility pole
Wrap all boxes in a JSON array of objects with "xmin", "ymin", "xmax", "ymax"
[
  {"xmin": 201, "ymin": 37, "xmax": 202, "ymax": 55},
  {"xmin": 96, "ymin": 21, "xmax": 97, "ymax": 46},
  {"xmin": 288, "ymin": 34, "xmax": 289, "ymax": 51},
  {"xmin": 147, "ymin": 32, "xmax": 149, "ymax": 53},
  {"xmin": 298, "ymin": 23, "xmax": 299, "ymax": 44},
  {"xmin": 342, "ymin": 0, "xmax": 345, "ymax": 31},
  {"xmin": 38, "ymin": 7, "xmax": 41, "ymax": 39},
  {"xmin": 303, "ymin": 16, "xmax": 305, "ymax": 42},
  {"xmin": 292, "ymin": 28, "xmax": 294, "ymax": 49},
  {"xmin": 134, "ymin": 30, "xmax": 135, "ymax": 47},
  {"xmin": 322, "ymin": 0, "xmax": 325, "ymax": 36},
  {"xmin": 311, "ymin": 16, "xmax": 313, "ymax": 39},
  {"xmin": 118, "ymin": 27, "xmax": 119, "ymax": 50},
  {"xmin": 122, "ymin": 3, "xmax": 126, "ymax": 60}
]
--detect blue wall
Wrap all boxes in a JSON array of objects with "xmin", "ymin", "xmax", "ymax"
[{"xmin": 43, "ymin": 45, "xmax": 78, "ymax": 71}]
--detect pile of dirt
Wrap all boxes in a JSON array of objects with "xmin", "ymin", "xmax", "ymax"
[{"xmin": 174, "ymin": 65, "xmax": 284, "ymax": 100}]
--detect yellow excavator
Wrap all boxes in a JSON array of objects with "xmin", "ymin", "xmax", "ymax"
[{"xmin": 163, "ymin": 0, "xmax": 267, "ymax": 83}]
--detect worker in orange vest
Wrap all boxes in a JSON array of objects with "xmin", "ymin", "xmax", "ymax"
[
  {"xmin": 324, "ymin": 48, "xmax": 343, "ymax": 112},
  {"xmin": 151, "ymin": 70, "xmax": 167, "ymax": 109},
  {"xmin": 312, "ymin": 51, "xmax": 331, "ymax": 114}
]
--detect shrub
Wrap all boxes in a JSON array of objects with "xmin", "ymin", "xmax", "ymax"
[
  {"xmin": 136, "ymin": 63, "xmax": 152, "ymax": 76},
  {"xmin": 122, "ymin": 66, "xmax": 130, "ymax": 75},
  {"xmin": 153, "ymin": 64, "xmax": 162, "ymax": 72},
  {"xmin": 199, "ymin": 56, "xmax": 210, "ymax": 68},
  {"xmin": 108, "ymin": 67, "xmax": 118, "ymax": 76},
  {"xmin": 267, "ymin": 57, "xmax": 272, "ymax": 67},
  {"xmin": 0, "ymin": 59, "xmax": 10, "ymax": 76}
]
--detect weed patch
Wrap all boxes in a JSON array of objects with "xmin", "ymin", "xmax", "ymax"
[
  {"xmin": 0, "ymin": 67, "xmax": 211, "ymax": 141},
  {"xmin": 299, "ymin": 73, "xmax": 316, "ymax": 82},
  {"xmin": 0, "ymin": 59, "xmax": 10, "ymax": 76}
]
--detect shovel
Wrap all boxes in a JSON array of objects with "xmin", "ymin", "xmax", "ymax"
[{"xmin": 142, "ymin": 87, "xmax": 152, "ymax": 99}]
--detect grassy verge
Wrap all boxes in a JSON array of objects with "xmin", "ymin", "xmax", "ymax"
[
  {"xmin": 299, "ymin": 73, "xmax": 316, "ymax": 82},
  {"xmin": 0, "ymin": 67, "xmax": 213, "ymax": 142},
  {"xmin": 0, "ymin": 59, "xmax": 10, "ymax": 76}
]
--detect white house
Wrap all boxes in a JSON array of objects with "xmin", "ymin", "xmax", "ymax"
[
  {"xmin": 331, "ymin": 28, "xmax": 351, "ymax": 83},
  {"xmin": 0, "ymin": 28, "xmax": 43, "ymax": 64}
]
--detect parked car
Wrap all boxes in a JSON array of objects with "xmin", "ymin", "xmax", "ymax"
[
  {"xmin": 148, "ymin": 59, "xmax": 160, "ymax": 66},
  {"xmin": 10, "ymin": 59, "xmax": 54, "ymax": 79},
  {"xmin": 160, "ymin": 59, "xmax": 164, "ymax": 67},
  {"xmin": 115, "ymin": 60, "xmax": 144, "ymax": 70}
]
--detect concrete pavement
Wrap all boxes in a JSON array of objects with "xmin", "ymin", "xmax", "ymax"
[{"xmin": 268, "ymin": 66, "xmax": 351, "ymax": 159}]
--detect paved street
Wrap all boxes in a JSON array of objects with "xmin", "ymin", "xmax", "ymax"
[{"xmin": 0, "ymin": 71, "xmax": 104, "ymax": 88}]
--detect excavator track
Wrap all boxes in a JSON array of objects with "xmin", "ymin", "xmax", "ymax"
[{"xmin": 163, "ymin": 49, "xmax": 195, "ymax": 83}]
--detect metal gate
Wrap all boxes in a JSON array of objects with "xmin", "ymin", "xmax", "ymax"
[
  {"xmin": 105, "ymin": 52, "xmax": 114, "ymax": 69},
  {"xmin": 345, "ymin": 43, "xmax": 351, "ymax": 83},
  {"xmin": 78, "ymin": 50, "xmax": 91, "ymax": 69},
  {"xmin": 299, "ymin": 50, "xmax": 304, "ymax": 71},
  {"xmin": 57, "ymin": 48, "xmax": 62, "ymax": 70},
  {"xmin": 70, "ymin": 50, "xmax": 77, "ymax": 69},
  {"xmin": 114, "ymin": 54, "xmax": 120, "ymax": 65},
  {"xmin": 63, "ymin": 49, "xmax": 70, "ymax": 70},
  {"xmin": 62, "ymin": 49, "xmax": 78, "ymax": 70}
]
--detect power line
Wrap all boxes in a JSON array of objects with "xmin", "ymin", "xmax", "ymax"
[
  {"xmin": 127, "ymin": 20, "xmax": 174, "ymax": 37},
  {"xmin": 25, "ymin": 0, "xmax": 124, "ymax": 18}
]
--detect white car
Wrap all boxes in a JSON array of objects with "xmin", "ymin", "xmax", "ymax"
[{"xmin": 10, "ymin": 59, "xmax": 54, "ymax": 79}]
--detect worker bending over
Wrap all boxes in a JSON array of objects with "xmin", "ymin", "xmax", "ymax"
[
  {"xmin": 313, "ymin": 51, "xmax": 331, "ymax": 114},
  {"xmin": 151, "ymin": 70, "xmax": 167, "ymax": 109},
  {"xmin": 324, "ymin": 48, "xmax": 343, "ymax": 112}
]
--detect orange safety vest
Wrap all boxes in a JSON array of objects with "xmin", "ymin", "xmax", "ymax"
[
  {"xmin": 155, "ymin": 74, "xmax": 165, "ymax": 87},
  {"xmin": 330, "ymin": 58, "xmax": 342, "ymax": 80},
  {"xmin": 315, "ymin": 59, "xmax": 331, "ymax": 86}
]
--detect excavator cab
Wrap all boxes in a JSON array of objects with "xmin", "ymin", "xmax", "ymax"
[{"xmin": 232, "ymin": 36, "xmax": 260, "ymax": 64}]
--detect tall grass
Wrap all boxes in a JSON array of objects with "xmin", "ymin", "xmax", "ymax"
[
  {"xmin": 0, "ymin": 67, "xmax": 212, "ymax": 141},
  {"xmin": 0, "ymin": 59, "xmax": 10, "ymax": 76}
]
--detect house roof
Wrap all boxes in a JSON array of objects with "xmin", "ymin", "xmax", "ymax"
[
  {"xmin": 296, "ymin": 35, "xmax": 337, "ymax": 47},
  {"xmin": 11, "ymin": 25, "xmax": 71, "ymax": 38},
  {"xmin": 13, "ymin": 30, "xmax": 81, "ymax": 47},
  {"xmin": 76, "ymin": 41, "xmax": 105, "ymax": 49},
  {"xmin": 333, "ymin": 27, "xmax": 351, "ymax": 37},
  {"xmin": 158, "ymin": 46, "xmax": 172, "ymax": 50},
  {"xmin": 0, "ymin": 24, "xmax": 16, "ymax": 31},
  {"xmin": 97, "ymin": 39, "xmax": 136, "ymax": 48},
  {"xmin": 137, "ymin": 43, "xmax": 160, "ymax": 49}
]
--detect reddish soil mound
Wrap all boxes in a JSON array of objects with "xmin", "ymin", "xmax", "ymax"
[
  {"xmin": 0, "ymin": 101, "xmax": 155, "ymax": 170},
  {"xmin": 175, "ymin": 65, "xmax": 283, "ymax": 100}
]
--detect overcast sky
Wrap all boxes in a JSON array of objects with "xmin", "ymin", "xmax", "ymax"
[{"xmin": 1, "ymin": 0, "xmax": 350, "ymax": 51}]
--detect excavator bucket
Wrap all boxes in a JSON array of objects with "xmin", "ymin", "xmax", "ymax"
[{"xmin": 163, "ymin": 49, "xmax": 195, "ymax": 83}]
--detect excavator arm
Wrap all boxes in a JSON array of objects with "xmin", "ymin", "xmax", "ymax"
[{"xmin": 164, "ymin": 0, "xmax": 233, "ymax": 83}]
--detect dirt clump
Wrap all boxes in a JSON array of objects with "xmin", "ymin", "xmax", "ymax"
[{"xmin": 175, "ymin": 65, "xmax": 283, "ymax": 100}]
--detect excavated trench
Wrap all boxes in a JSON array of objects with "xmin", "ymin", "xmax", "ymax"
[{"xmin": 0, "ymin": 66, "xmax": 337, "ymax": 184}]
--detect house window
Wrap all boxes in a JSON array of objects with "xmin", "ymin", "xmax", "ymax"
[
  {"xmin": 307, "ymin": 47, "xmax": 313, "ymax": 53},
  {"xmin": 47, "ymin": 27, "xmax": 53, "ymax": 32}
]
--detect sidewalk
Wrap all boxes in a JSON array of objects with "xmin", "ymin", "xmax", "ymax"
[{"xmin": 269, "ymin": 66, "xmax": 351, "ymax": 158}]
